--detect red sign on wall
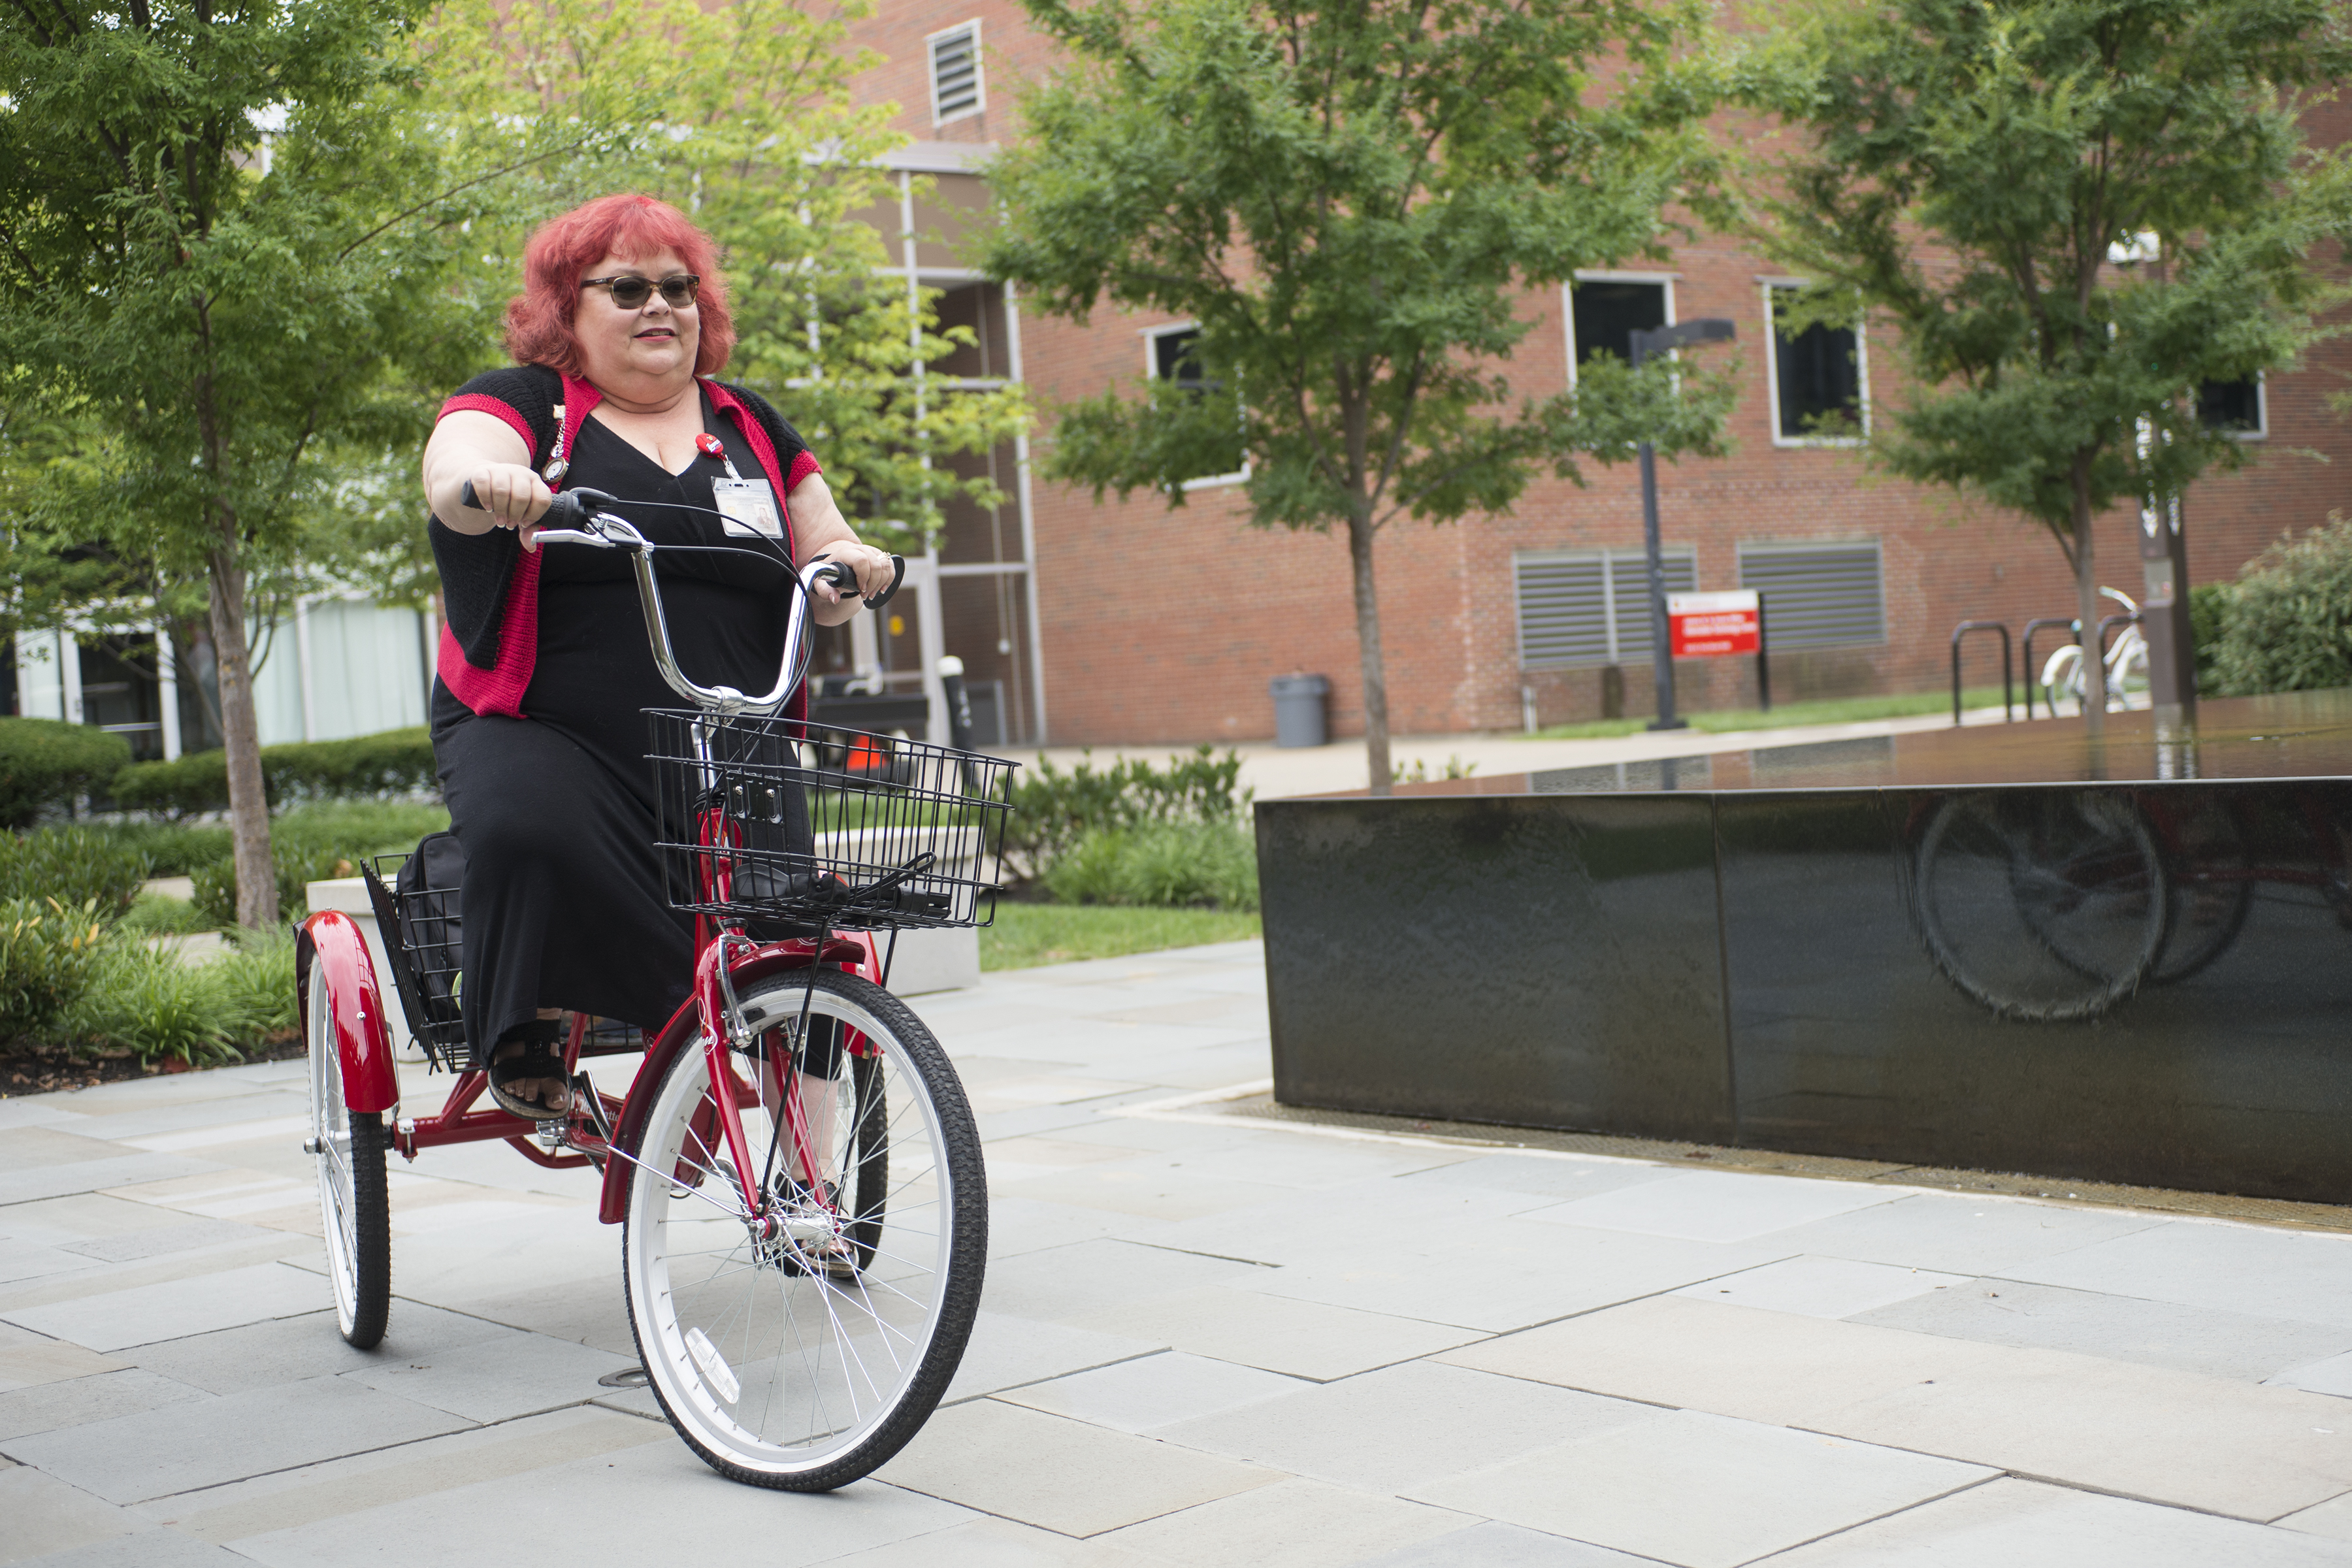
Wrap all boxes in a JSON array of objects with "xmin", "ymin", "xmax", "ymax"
[{"xmin": 1668, "ymin": 591, "xmax": 1761, "ymax": 657}]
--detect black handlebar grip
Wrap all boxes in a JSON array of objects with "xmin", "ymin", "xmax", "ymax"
[{"xmin": 868, "ymin": 555, "xmax": 907, "ymax": 610}]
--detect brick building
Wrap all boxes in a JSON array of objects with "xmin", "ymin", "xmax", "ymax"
[{"xmin": 823, "ymin": 3, "xmax": 2352, "ymax": 749}]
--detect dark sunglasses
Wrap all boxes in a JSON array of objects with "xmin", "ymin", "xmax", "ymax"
[{"xmin": 580, "ymin": 272, "xmax": 700, "ymax": 310}]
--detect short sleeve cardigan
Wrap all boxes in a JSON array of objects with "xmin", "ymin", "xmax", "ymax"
[{"xmin": 430, "ymin": 363, "xmax": 823, "ymax": 719}]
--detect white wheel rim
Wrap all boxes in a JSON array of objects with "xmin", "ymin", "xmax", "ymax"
[
  {"xmin": 627, "ymin": 985, "xmax": 957, "ymax": 1475},
  {"xmin": 308, "ymin": 970, "xmax": 361, "ymax": 1335}
]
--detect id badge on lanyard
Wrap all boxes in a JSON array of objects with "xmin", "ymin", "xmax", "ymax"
[
  {"xmin": 696, "ymin": 430, "xmax": 783, "ymax": 540},
  {"xmin": 713, "ymin": 478, "xmax": 783, "ymax": 539}
]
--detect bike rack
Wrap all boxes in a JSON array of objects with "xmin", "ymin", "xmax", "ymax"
[
  {"xmin": 1950, "ymin": 621, "xmax": 2014, "ymax": 727},
  {"xmin": 2020, "ymin": 616, "xmax": 2078, "ymax": 718}
]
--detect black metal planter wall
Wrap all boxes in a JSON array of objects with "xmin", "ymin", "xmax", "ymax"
[{"xmin": 1256, "ymin": 747, "xmax": 2352, "ymax": 1203}]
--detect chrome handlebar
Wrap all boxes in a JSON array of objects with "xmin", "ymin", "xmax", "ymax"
[{"xmin": 461, "ymin": 482, "xmax": 894, "ymax": 719}]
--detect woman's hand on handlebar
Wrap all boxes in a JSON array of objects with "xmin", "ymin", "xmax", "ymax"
[
  {"xmin": 461, "ymin": 463, "xmax": 554, "ymax": 551},
  {"xmin": 809, "ymin": 540, "xmax": 899, "ymax": 619}
]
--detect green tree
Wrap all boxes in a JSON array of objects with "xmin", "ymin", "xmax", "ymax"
[
  {"xmin": 431, "ymin": 0, "xmax": 1030, "ymax": 548},
  {"xmin": 0, "ymin": 0, "xmax": 563, "ymax": 923},
  {"xmin": 981, "ymin": 0, "xmax": 1735, "ymax": 791},
  {"xmin": 1748, "ymin": 0, "xmax": 2352, "ymax": 730}
]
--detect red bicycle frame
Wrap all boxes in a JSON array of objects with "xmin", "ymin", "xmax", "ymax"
[{"xmin": 389, "ymin": 787, "xmax": 881, "ymax": 1235}]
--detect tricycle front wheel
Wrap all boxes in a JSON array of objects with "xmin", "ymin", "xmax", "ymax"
[{"xmin": 623, "ymin": 966, "xmax": 985, "ymax": 1490}]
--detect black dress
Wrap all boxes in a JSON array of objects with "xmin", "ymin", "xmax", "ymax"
[{"xmin": 430, "ymin": 391, "xmax": 804, "ymax": 1058}]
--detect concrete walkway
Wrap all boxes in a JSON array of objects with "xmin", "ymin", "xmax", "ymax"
[
  {"xmin": 7, "ymin": 941, "xmax": 2352, "ymax": 1565},
  {"xmin": 1000, "ymin": 704, "xmax": 2019, "ymax": 801}
]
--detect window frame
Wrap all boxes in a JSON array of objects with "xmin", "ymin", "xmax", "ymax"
[
  {"xmin": 1141, "ymin": 321, "xmax": 1250, "ymax": 491},
  {"xmin": 1562, "ymin": 271, "xmax": 1678, "ymax": 391},
  {"xmin": 2200, "ymin": 372, "xmax": 2269, "ymax": 443},
  {"xmin": 927, "ymin": 20, "xmax": 985, "ymax": 127},
  {"xmin": 1761, "ymin": 280, "xmax": 1870, "ymax": 449}
]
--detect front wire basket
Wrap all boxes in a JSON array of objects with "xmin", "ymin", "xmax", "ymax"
[{"xmin": 647, "ymin": 710, "xmax": 1016, "ymax": 931}]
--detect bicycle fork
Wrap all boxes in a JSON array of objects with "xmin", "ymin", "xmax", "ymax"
[{"xmin": 693, "ymin": 939, "xmax": 836, "ymax": 1241}]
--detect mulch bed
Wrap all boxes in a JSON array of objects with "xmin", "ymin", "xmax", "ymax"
[{"xmin": 0, "ymin": 1034, "xmax": 305, "ymax": 1097}]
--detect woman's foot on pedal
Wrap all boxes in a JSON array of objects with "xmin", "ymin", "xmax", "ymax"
[{"xmin": 488, "ymin": 1022, "xmax": 571, "ymax": 1120}]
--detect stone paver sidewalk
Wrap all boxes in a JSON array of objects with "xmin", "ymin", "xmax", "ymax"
[{"xmin": 7, "ymin": 941, "xmax": 2352, "ymax": 1565}]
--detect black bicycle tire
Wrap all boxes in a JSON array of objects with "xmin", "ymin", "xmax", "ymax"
[
  {"xmin": 1912, "ymin": 794, "xmax": 2165, "ymax": 1022},
  {"xmin": 623, "ymin": 967, "xmax": 985, "ymax": 1492},
  {"xmin": 340, "ymin": 1113, "xmax": 393, "ymax": 1349},
  {"xmin": 2146, "ymin": 799, "xmax": 2255, "ymax": 985},
  {"xmin": 2007, "ymin": 797, "xmax": 2169, "ymax": 985}
]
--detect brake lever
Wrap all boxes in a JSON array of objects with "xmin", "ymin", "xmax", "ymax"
[{"xmin": 813, "ymin": 555, "xmax": 906, "ymax": 608}]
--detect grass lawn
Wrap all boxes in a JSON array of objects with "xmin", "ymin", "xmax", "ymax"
[
  {"xmin": 981, "ymin": 902, "xmax": 1262, "ymax": 970},
  {"xmin": 1524, "ymin": 686, "xmax": 2016, "ymax": 742}
]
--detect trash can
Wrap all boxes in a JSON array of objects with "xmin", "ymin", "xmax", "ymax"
[{"xmin": 1269, "ymin": 674, "xmax": 1330, "ymax": 748}]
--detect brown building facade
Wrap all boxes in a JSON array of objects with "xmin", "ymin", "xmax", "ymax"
[{"xmin": 822, "ymin": 2, "xmax": 2352, "ymax": 749}]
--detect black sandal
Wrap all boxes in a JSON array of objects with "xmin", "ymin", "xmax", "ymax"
[{"xmin": 489, "ymin": 1022, "xmax": 570, "ymax": 1120}]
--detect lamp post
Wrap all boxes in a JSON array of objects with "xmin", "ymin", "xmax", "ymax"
[{"xmin": 1629, "ymin": 318, "xmax": 1736, "ymax": 731}]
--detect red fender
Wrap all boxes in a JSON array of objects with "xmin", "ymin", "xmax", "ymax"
[
  {"xmin": 596, "ymin": 936, "xmax": 877, "ymax": 1225},
  {"xmin": 299, "ymin": 909, "xmax": 399, "ymax": 1115}
]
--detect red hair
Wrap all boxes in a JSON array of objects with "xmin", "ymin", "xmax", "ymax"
[{"xmin": 504, "ymin": 194, "xmax": 735, "ymax": 379}]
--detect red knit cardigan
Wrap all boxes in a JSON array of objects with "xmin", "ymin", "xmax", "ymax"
[{"xmin": 433, "ymin": 370, "xmax": 822, "ymax": 719}]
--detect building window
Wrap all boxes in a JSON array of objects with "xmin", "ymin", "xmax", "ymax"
[
  {"xmin": 2198, "ymin": 375, "xmax": 2266, "ymax": 440},
  {"xmin": 1145, "ymin": 324, "xmax": 1247, "ymax": 487},
  {"xmin": 1738, "ymin": 541, "xmax": 1885, "ymax": 649},
  {"xmin": 1152, "ymin": 327, "xmax": 1209, "ymax": 388},
  {"xmin": 1765, "ymin": 284, "xmax": 1865, "ymax": 444},
  {"xmin": 929, "ymin": 22, "xmax": 983, "ymax": 125},
  {"xmin": 1514, "ymin": 547, "xmax": 1698, "ymax": 668},
  {"xmin": 1567, "ymin": 278, "xmax": 1671, "ymax": 376}
]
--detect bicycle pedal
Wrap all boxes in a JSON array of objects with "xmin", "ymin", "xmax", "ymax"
[{"xmin": 570, "ymin": 1073, "xmax": 615, "ymax": 1142}]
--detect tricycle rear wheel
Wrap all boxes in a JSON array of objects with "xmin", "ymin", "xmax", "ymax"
[{"xmin": 305, "ymin": 956, "xmax": 391, "ymax": 1348}]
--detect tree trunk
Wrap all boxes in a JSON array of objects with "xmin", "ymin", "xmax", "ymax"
[
  {"xmin": 2070, "ymin": 460, "xmax": 2108, "ymax": 737},
  {"xmin": 206, "ymin": 536, "xmax": 277, "ymax": 928},
  {"xmin": 1346, "ymin": 511, "xmax": 1394, "ymax": 796}
]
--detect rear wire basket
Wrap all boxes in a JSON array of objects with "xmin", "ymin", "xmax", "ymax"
[
  {"xmin": 646, "ymin": 710, "xmax": 1016, "ymax": 932},
  {"xmin": 364, "ymin": 853, "xmax": 466, "ymax": 1069},
  {"xmin": 364, "ymin": 853, "xmax": 644, "ymax": 1070}
]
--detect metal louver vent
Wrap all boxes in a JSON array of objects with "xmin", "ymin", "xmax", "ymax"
[
  {"xmin": 1739, "ymin": 542, "xmax": 1885, "ymax": 650},
  {"xmin": 930, "ymin": 25, "xmax": 982, "ymax": 123},
  {"xmin": 1515, "ymin": 549, "xmax": 1695, "ymax": 668}
]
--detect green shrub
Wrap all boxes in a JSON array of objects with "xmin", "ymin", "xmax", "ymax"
[
  {"xmin": 108, "ymin": 751, "xmax": 233, "ymax": 819},
  {"xmin": 119, "ymin": 894, "xmax": 214, "ymax": 937},
  {"xmin": 56, "ymin": 941, "xmax": 238, "ymax": 1064},
  {"xmin": 186, "ymin": 801, "xmax": 450, "ymax": 926},
  {"xmin": 112, "ymin": 726, "xmax": 438, "ymax": 817},
  {"xmin": 2210, "ymin": 516, "xmax": 2352, "ymax": 696},
  {"xmin": 1005, "ymin": 746, "xmax": 1247, "ymax": 882},
  {"xmin": 190, "ymin": 850, "xmax": 347, "ymax": 928},
  {"xmin": 269, "ymin": 800, "xmax": 450, "ymax": 863},
  {"xmin": 0, "ymin": 827, "xmax": 152, "ymax": 921},
  {"xmin": 2189, "ymin": 581, "xmax": 2233, "ymax": 696},
  {"xmin": 0, "ymin": 897, "xmax": 106, "ymax": 1041},
  {"xmin": 75, "ymin": 820, "xmax": 235, "ymax": 877},
  {"xmin": 1042, "ymin": 819, "xmax": 1260, "ymax": 910},
  {"xmin": 214, "ymin": 928, "xmax": 299, "ymax": 1046},
  {"xmin": 0, "ymin": 719, "xmax": 132, "ymax": 829}
]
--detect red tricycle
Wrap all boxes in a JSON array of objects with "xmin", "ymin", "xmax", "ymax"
[{"xmin": 297, "ymin": 488, "xmax": 1009, "ymax": 1490}]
